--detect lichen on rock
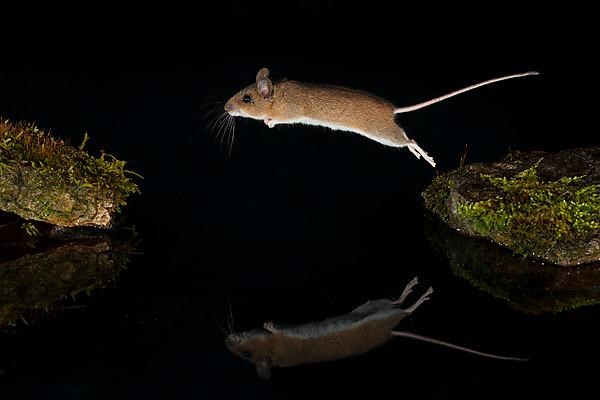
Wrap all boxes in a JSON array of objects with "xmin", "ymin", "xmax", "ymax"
[
  {"xmin": 0, "ymin": 118, "xmax": 140, "ymax": 228},
  {"xmin": 422, "ymin": 147, "xmax": 600, "ymax": 266}
]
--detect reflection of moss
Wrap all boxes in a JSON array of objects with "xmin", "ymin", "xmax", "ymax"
[
  {"xmin": 0, "ymin": 118, "xmax": 140, "ymax": 227},
  {"xmin": 0, "ymin": 235, "xmax": 134, "ymax": 329},
  {"xmin": 451, "ymin": 253, "xmax": 600, "ymax": 314},
  {"xmin": 425, "ymin": 217, "xmax": 600, "ymax": 314},
  {"xmin": 456, "ymin": 161, "xmax": 600, "ymax": 258}
]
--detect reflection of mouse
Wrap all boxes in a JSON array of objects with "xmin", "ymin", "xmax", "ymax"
[
  {"xmin": 225, "ymin": 68, "xmax": 538, "ymax": 168},
  {"xmin": 225, "ymin": 278, "xmax": 526, "ymax": 380}
]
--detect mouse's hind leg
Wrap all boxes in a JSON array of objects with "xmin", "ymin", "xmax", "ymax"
[
  {"xmin": 392, "ymin": 277, "xmax": 419, "ymax": 306},
  {"xmin": 401, "ymin": 286, "xmax": 434, "ymax": 314},
  {"xmin": 390, "ymin": 125, "xmax": 436, "ymax": 167},
  {"xmin": 405, "ymin": 141, "xmax": 436, "ymax": 167}
]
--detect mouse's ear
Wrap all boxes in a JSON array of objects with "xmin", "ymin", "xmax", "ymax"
[
  {"xmin": 256, "ymin": 68, "xmax": 273, "ymax": 99},
  {"xmin": 256, "ymin": 357, "xmax": 272, "ymax": 380},
  {"xmin": 256, "ymin": 67, "xmax": 270, "ymax": 81}
]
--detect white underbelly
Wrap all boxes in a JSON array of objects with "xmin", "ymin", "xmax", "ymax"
[{"xmin": 292, "ymin": 117, "xmax": 399, "ymax": 147}]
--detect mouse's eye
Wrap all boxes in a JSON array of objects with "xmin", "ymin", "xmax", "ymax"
[
  {"xmin": 242, "ymin": 94, "xmax": 252, "ymax": 103},
  {"xmin": 242, "ymin": 351, "xmax": 252, "ymax": 358}
]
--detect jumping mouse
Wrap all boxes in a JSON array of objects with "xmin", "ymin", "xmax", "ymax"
[
  {"xmin": 225, "ymin": 278, "xmax": 526, "ymax": 380},
  {"xmin": 225, "ymin": 68, "xmax": 539, "ymax": 167}
]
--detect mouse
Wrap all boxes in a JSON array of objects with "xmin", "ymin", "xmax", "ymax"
[
  {"xmin": 224, "ymin": 277, "xmax": 526, "ymax": 380},
  {"xmin": 224, "ymin": 68, "xmax": 539, "ymax": 168}
]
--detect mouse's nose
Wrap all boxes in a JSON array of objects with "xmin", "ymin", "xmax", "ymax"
[
  {"xmin": 224, "ymin": 103, "xmax": 235, "ymax": 113},
  {"xmin": 224, "ymin": 335, "xmax": 239, "ymax": 349}
]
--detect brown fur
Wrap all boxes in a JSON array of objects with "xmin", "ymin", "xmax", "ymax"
[
  {"xmin": 225, "ymin": 68, "xmax": 539, "ymax": 168},
  {"xmin": 224, "ymin": 278, "xmax": 432, "ymax": 379},
  {"xmin": 267, "ymin": 310, "xmax": 404, "ymax": 367},
  {"xmin": 225, "ymin": 78, "xmax": 410, "ymax": 146}
]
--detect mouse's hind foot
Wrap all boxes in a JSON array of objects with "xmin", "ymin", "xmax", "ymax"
[
  {"xmin": 393, "ymin": 277, "xmax": 419, "ymax": 306},
  {"xmin": 263, "ymin": 321, "xmax": 277, "ymax": 333},
  {"xmin": 401, "ymin": 286, "xmax": 434, "ymax": 314},
  {"xmin": 406, "ymin": 141, "xmax": 436, "ymax": 168}
]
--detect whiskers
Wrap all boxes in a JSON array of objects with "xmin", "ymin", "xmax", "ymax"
[
  {"xmin": 201, "ymin": 100, "xmax": 237, "ymax": 159},
  {"xmin": 214, "ymin": 316, "xmax": 231, "ymax": 337},
  {"xmin": 227, "ymin": 298, "xmax": 236, "ymax": 334},
  {"xmin": 213, "ymin": 298, "xmax": 237, "ymax": 338}
]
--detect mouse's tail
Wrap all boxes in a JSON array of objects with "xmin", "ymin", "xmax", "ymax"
[
  {"xmin": 393, "ymin": 71, "xmax": 539, "ymax": 114},
  {"xmin": 391, "ymin": 331, "xmax": 528, "ymax": 361}
]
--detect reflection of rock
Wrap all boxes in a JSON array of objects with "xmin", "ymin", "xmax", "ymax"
[
  {"xmin": 0, "ymin": 230, "xmax": 134, "ymax": 328},
  {"xmin": 426, "ymin": 218, "xmax": 600, "ymax": 314},
  {"xmin": 422, "ymin": 147, "xmax": 600, "ymax": 266}
]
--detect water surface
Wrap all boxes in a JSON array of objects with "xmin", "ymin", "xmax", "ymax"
[{"xmin": 1, "ymin": 2, "xmax": 599, "ymax": 398}]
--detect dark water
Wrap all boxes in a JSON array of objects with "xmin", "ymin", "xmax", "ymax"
[{"xmin": 1, "ymin": 2, "xmax": 599, "ymax": 399}]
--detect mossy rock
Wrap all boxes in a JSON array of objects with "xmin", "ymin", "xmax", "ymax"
[
  {"xmin": 422, "ymin": 147, "xmax": 600, "ymax": 266},
  {"xmin": 426, "ymin": 218, "xmax": 600, "ymax": 314},
  {"xmin": 0, "ymin": 118, "xmax": 139, "ymax": 228}
]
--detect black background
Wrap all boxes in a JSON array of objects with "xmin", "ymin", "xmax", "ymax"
[{"xmin": 0, "ymin": 1, "xmax": 598, "ymax": 399}]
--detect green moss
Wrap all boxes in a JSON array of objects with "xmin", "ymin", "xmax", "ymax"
[
  {"xmin": 0, "ymin": 118, "xmax": 140, "ymax": 210},
  {"xmin": 456, "ymin": 160, "xmax": 600, "ymax": 257},
  {"xmin": 1, "ymin": 118, "xmax": 141, "ymax": 227},
  {"xmin": 422, "ymin": 174, "xmax": 454, "ymax": 222}
]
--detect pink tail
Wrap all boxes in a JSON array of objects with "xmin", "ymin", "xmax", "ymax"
[
  {"xmin": 391, "ymin": 331, "xmax": 528, "ymax": 361},
  {"xmin": 394, "ymin": 71, "xmax": 539, "ymax": 114}
]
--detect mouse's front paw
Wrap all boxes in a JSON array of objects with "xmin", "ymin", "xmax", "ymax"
[
  {"xmin": 264, "ymin": 118, "xmax": 276, "ymax": 128},
  {"xmin": 263, "ymin": 321, "xmax": 276, "ymax": 332}
]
